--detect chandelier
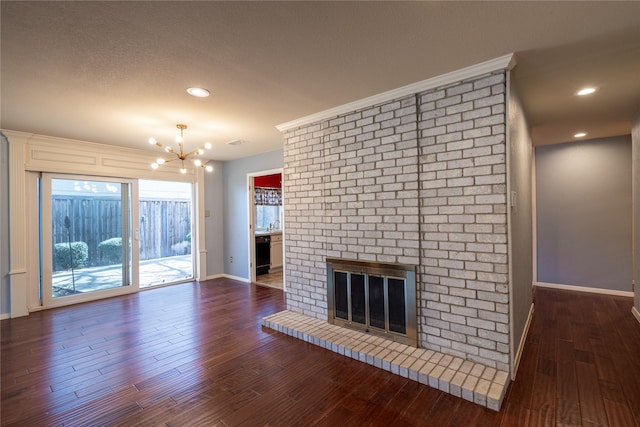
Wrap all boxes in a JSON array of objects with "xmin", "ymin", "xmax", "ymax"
[{"xmin": 148, "ymin": 124, "xmax": 213, "ymax": 173}]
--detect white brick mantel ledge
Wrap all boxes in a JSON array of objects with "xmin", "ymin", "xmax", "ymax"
[{"xmin": 262, "ymin": 310, "xmax": 509, "ymax": 411}]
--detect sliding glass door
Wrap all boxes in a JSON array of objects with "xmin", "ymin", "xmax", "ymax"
[
  {"xmin": 138, "ymin": 180, "xmax": 194, "ymax": 287},
  {"xmin": 40, "ymin": 174, "xmax": 137, "ymax": 306},
  {"xmin": 39, "ymin": 175, "xmax": 195, "ymax": 307}
]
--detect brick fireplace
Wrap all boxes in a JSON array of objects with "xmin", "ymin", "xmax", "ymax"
[
  {"xmin": 269, "ymin": 55, "xmax": 533, "ymax": 411},
  {"xmin": 282, "ymin": 69, "xmax": 510, "ymax": 369}
]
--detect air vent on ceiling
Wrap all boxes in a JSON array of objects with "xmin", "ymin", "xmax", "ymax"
[{"xmin": 226, "ymin": 139, "xmax": 248, "ymax": 146}]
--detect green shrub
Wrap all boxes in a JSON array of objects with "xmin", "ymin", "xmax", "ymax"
[
  {"xmin": 53, "ymin": 241, "xmax": 88, "ymax": 271},
  {"xmin": 98, "ymin": 237, "xmax": 122, "ymax": 265}
]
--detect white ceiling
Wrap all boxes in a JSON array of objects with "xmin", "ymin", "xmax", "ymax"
[{"xmin": 2, "ymin": 2, "xmax": 639, "ymax": 161}]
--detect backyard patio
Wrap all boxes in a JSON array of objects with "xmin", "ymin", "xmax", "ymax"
[{"xmin": 52, "ymin": 255, "xmax": 192, "ymax": 297}]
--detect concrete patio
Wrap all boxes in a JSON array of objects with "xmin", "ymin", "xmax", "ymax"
[{"xmin": 52, "ymin": 255, "xmax": 193, "ymax": 297}]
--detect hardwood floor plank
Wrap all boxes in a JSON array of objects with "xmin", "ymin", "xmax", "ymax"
[
  {"xmin": 2, "ymin": 281, "xmax": 639, "ymax": 426},
  {"xmin": 575, "ymin": 360, "xmax": 609, "ymax": 426}
]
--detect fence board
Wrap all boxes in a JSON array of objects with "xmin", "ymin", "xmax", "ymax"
[{"xmin": 52, "ymin": 197, "xmax": 191, "ymax": 267}]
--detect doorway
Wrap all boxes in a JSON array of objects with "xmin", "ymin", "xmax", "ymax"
[
  {"xmin": 248, "ymin": 169, "xmax": 284, "ymax": 289},
  {"xmin": 38, "ymin": 174, "xmax": 197, "ymax": 309}
]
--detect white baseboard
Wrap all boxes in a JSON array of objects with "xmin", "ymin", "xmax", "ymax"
[
  {"xmin": 511, "ymin": 303, "xmax": 534, "ymax": 381},
  {"xmin": 0, "ymin": 313, "xmax": 10, "ymax": 320},
  {"xmin": 204, "ymin": 273, "xmax": 250, "ymax": 283},
  {"xmin": 224, "ymin": 274, "xmax": 250, "ymax": 283},
  {"xmin": 632, "ymin": 306, "xmax": 640, "ymax": 325},
  {"xmin": 535, "ymin": 282, "xmax": 634, "ymax": 297}
]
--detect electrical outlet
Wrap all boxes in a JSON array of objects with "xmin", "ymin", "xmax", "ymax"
[{"xmin": 230, "ymin": 256, "xmax": 233, "ymax": 264}]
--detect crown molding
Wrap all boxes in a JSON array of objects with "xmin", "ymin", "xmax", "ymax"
[{"xmin": 276, "ymin": 53, "xmax": 516, "ymax": 133}]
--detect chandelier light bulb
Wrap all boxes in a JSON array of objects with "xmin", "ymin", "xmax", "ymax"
[
  {"xmin": 151, "ymin": 163, "xmax": 159, "ymax": 169},
  {"xmin": 176, "ymin": 135, "xmax": 183, "ymax": 143},
  {"xmin": 165, "ymin": 146, "xmax": 174, "ymax": 153},
  {"xmin": 193, "ymin": 159, "xmax": 202, "ymax": 167},
  {"xmin": 205, "ymin": 165, "xmax": 214, "ymax": 172},
  {"xmin": 197, "ymin": 148, "xmax": 204, "ymax": 155},
  {"xmin": 204, "ymin": 142, "xmax": 212, "ymax": 149},
  {"xmin": 180, "ymin": 168, "xmax": 187, "ymax": 174},
  {"xmin": 156, "ymin": 158, "xmax": 166, "ymax": 165},
  {"xmin": 148, "ymin": 137, "xmax": 157, "ymax": 145}
]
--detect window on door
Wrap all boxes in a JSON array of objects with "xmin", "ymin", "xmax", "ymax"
[
  {"xmin": 41, "ymin": 175, "xmax": 135, "ymax": 305},
  {"xmin": 138, "ymin": 180, "xmax": 194, "ymax": 287}
]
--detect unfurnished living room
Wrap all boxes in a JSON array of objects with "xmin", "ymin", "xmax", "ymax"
[{"xmin": 1, "ymin": 2, "xmax": 640, "ymax": 426}]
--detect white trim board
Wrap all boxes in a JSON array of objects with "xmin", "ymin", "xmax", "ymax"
[
  {"xmin": 0, "ymin": 313, "xmax": 9, "ymax": 321},
  {"xmin": 223, "ymin": 274, "xmax": 251, "ymax": 283},
  {"xmin": 511, "ymin": 303, "xmax": 534, "ymax": 381},
  {"xmin": 632, "ymin": 307, "xmax": 640, "ymax": 325},
  {"xmin": 535, "ymin": 282, "xmax": 634, "ymax": 297},
  {"xmin": 205, "ymin": 274, "xmax": 251, "ymax": 283},
  {"xmin": 276, "ymin": 53, "xmax": 516, "ymax": 132}
]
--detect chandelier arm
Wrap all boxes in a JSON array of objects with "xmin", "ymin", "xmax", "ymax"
[
  {"xmin": 161, "ymin": 157, "xmax": 179, "ymax": 164},
  {"xmin": 184, "ymin": 148, "xmax": 205, "ymax": 157}
]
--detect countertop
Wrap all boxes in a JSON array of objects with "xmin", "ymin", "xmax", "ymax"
[{"xmin": 255, "ymin": 230, "xmax": 282, "ymax": 237}]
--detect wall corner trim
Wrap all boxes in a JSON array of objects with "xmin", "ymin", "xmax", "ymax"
[
  {"xmin": 511, "ymin": 302, "xmax": 534, "ymax": 381},
  {"xmin": 276, "ymin": 53, "xmax": 516, "ymax": 132},
  {"xmin": 633, "ymin": 306, "xmax": 640, "ymax": 325}
]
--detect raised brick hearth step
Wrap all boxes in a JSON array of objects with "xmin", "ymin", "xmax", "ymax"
[{"xmin": 262, "ymin": 310, "xmax": 509, "ymax": 411}]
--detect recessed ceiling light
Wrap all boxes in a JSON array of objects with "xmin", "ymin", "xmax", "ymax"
[
  {"xmin": 187, "ymin": 87, "xmax": 210, "ymax": 98},
  {"xmin": 574, "ymin": 132, "xmax": 587, "ymax": 138},
  {"xmin": 576, "ymin": 87, "xmax": 597, "ymax": 96}
]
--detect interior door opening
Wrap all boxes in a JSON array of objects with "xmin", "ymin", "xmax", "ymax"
[{"xmin": 248, "ymin": 170, "xmax": 284, "ymax": 289}]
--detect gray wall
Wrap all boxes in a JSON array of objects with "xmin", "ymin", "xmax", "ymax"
[
  {"xmin": 204, "ymin": 160, "xmax": 224, "ymax": 277},
  {"xmin": 536, "ymin": 135, "xmax": 633, "ymax": 291},
  {"xmin": 1, "ymin": 132, "xmax": 9, "ymax": 315},
  {"xmin": 633, "ymin": 115, "xmax": 640, "ymax": 312},
  {"xmin": 222, "ymin": 149, "xmax": 283, "ymax": 279},
  {"xmin": 507, "ymin": 73, "xmax": 533, "ymax": 364}
]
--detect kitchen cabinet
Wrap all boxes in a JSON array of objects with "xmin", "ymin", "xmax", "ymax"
[{"xmin": 270, "ymin": 233, "xmax": 283, "ymax": 270}]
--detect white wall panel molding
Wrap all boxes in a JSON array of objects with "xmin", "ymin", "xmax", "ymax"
[
  {"xmin": 7, "ymin": 134, "xmax": 29, "ymax": 317},
  {"xmin": 3, "ymin": 130, "xmax": 197, "ymax": 183},
  {"xmin": 2, "ymin": 129, "xmax": 209, "ymax": 316}
]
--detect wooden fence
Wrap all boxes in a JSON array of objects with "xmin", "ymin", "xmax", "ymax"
[{"xmin": 52, "ymin": 196, "xmax": 192, "ymax": 266}]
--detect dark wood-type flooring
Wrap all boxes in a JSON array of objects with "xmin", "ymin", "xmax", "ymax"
[{"xmin": 2, "ymin": 280, "xmax": 640, "ymax": 426}]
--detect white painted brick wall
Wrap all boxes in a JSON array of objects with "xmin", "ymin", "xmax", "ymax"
[
  {"xmin": 418, "ymin": 72, "xmax": 509, "ymax": 372},
  {"xmin": 282, "ymin": 71, "xmax": 510, "ymax": 373}
]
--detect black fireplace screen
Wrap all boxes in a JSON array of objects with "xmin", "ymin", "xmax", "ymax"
[{"xmin": 327, "ymin": 258, "xmax": 417, "ymax": 347}]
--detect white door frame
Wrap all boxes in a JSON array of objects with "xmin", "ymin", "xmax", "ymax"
[
  {"xmin": 246, "ymin": 168, "xmax": 284, "ymax": 285},
  {"xmin": 39, "ymin": 173, "xmax": 140, "ymax": 309}
]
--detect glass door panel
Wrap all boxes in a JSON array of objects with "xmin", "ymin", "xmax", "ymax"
[
  {"xmin": 41, "ymin": 175, "xmax": 136, "ymax": 306},
  {"xmin": 138, "ymin": 180, "xmax": 193, "ymax": 287}
]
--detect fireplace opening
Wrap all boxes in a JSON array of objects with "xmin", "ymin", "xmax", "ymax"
[{"xmin": 327, "ymin": 258, "xmax": 417, "ymax": 347}]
